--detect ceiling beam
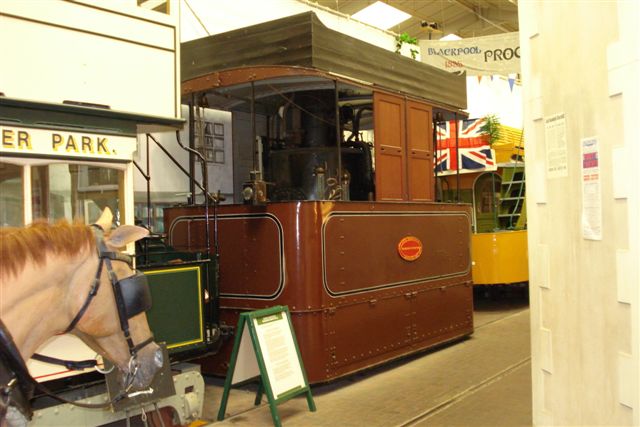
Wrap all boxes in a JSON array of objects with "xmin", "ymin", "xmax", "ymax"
[{"xmin": 453, "ymin": 0, "xmax": 512, "ymax": 33}]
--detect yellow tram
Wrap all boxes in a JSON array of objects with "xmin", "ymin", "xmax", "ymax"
[{"xmin": 436, "ymin": 120, "xmax": 528, "ymax": 286}]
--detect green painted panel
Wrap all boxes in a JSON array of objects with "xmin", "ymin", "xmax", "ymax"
[
  {"xmin": 143, "ymin": 266, "xmax": 203, "ymax": 352},
  {"xmin": 441, "ymin": 189, "xmax": 473, "ymax": 204}
]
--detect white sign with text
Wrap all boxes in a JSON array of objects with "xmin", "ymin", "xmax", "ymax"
[
  {"xmin": 253, "ymin": 312, "xmax": 306, "ymax": 399},
  {"xmin": 420, "ymin": 32, "xmax": 520, "ymax": 76}
]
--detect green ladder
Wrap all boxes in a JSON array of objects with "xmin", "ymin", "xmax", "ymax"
[{"xmin": 498, "ymin": 136, "xmax": 526, "ymax": 230}]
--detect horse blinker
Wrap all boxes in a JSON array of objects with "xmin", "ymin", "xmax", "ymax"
[{"xmin": 114, "ymin": 271, "xmax": 152, "ymax": 319}]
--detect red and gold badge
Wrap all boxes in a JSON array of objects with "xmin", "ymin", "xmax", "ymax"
[{"xmin": 397, "ymin": 236, "xmax": 423, "ymax": 261}]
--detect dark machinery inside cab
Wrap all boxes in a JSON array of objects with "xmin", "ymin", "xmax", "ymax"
[{"xmin": 212, "ymin": 81, "xmax": 376, "ymax": 205}]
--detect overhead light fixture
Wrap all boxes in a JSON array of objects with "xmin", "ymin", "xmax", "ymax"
[
  {"xmin": 351, "ymin": 1, "xmax": 412, "ymax": 30},
  {"xmin": 420, "ymin": 21, "xmax": 440, "ymax": 30}
]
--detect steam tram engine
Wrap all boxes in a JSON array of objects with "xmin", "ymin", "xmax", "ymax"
[{"xmin": 164, "ymin": 12, "xmax": 474, "ymax": 383}]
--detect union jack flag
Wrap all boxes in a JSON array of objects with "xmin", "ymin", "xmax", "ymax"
[{"xmin": 435, "ymin": 118, "xmax": 495, "ymax": 174}]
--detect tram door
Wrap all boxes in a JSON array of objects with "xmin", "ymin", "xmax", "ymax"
[
  {"xmin": 373, "ymin": 92, "xmax": 434, "ymax": 202},
  {"xmin": 473, "ymin": 172, "xmax": 502, "ymax": 232}
]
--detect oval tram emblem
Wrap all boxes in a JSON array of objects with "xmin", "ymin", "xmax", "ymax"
[{"xmin": 397, "ymin": 236, "xmax": 423, "ymax": 261}]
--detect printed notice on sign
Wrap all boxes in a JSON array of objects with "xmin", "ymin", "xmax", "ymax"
[
  {"xmin": 581, "ymin": 137, "xmax": 602, "ymax": 240},
  {"xmin": 545, "ymin": 113, "xmax": 568, "ymax": 178},
  {"xmin": 253, "ymin": 313, "xmax": 305, "ymax": 399}
]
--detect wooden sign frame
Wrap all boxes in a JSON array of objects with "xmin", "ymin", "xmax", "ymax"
[{"xmin": 217, "ymin": 306, "xmax": 316, "ymax": 426}]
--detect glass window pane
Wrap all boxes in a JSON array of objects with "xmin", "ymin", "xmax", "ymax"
[
  {"xmin": 31, "ymin": 164, "xmax": 124, "ymax": 224},
  {"xmin": 0, "ymin": 162, "xmax": 24, "ymax": 226}
]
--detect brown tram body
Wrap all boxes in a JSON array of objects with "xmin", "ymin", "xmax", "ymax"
[{"xmin": 166, "ymin": 12, "xmax": 474, "ymax": 382}]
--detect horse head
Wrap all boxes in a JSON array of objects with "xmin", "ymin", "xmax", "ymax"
[{"xmin": 68, "ymin": 208, "xmax": 162, "ymax": 392}]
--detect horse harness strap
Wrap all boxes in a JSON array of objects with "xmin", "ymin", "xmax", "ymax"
[
  {"xmin": 0, "ymin": 320, "xmax": 35, "ymax": 421},
  {"xmin": 0, "ymin": 323, "xmax": 120, "ymax": 418},
  {"xmin": 30, "ymin": 353, "xmax": 97, "ymax": 371},
  {"xmin": 64, "ymin": 255, "xmax": 104, "ymax": 334}
]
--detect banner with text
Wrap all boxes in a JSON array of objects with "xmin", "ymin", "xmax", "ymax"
[{"xmin": 420, "ymin": 32, "xmax": 520, "ymax": 76}]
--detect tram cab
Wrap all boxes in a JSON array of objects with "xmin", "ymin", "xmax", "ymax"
[{"xmin": 161, "ymin": 12, "xmax": 476, "ymax": 384}]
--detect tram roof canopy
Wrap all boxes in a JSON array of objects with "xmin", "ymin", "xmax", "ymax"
[{"xmin": 181, "ymin": 12, "xmax": 467, "ymax": 112}]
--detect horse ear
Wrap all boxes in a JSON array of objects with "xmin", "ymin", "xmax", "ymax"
[
  {"xmin": 95, "ymin": 208, "xmax": 114, "ymax": 230},
  {"xmin": 106, "ymin": 225, "xmax": 150, "ymax": 249}
]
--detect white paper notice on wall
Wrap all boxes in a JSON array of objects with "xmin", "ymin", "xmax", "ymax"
[
  {"xmin": 544, "ymin": 113, "xmax": 568, "ymax": 178},
  {"xmin": 581, "ymin": 137, "xmax": 602, "ymax": 240}
]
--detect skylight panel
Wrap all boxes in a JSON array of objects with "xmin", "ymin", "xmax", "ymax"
[{"xmin": 351, "ymin": 1, "xmax": 412, "ymax": 30}]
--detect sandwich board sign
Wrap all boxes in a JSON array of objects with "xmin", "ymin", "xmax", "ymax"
[{"xmin": 217, "ymin": 306, "xmax": 316, "ymax": 426}]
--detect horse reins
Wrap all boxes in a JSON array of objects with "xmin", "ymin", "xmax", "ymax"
[{"xmin": 0, "ymin": 223, "xmax": 156, "ymax": 420}]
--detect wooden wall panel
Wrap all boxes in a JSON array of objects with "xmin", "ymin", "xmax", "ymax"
[
  {"xmin": 374, "ymin": 92, "xmax": 406, "ymax": 201},
  {"xmin": 406, "ymin": 100, "xmax": 434, "ymax": 201}
]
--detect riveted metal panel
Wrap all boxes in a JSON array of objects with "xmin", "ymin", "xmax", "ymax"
[
  {"xmin": 165, "ymin": 201, "xmax": 473, "ymax": 383},
  {"xmin": 322, "ymin": 212, "xmax": 471, "ymax": 295}
]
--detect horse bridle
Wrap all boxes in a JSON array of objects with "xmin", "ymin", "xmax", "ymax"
[
  {"xmin": 1, "ymin": 223, "xmax": 156, "ymax": 421},
  {"xmin": 64, "ymin": 224, "xmax": 154, "ymax": 360}
]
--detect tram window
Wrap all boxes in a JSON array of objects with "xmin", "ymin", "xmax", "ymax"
[
  {"xmin": 0, "ymin": 162, "xmax": 24, "ymax": 226},
  {"xmin": 473, "ymin": 173, "xmax": 501, "ymax": 232},
  {"xmin": 31, "ymin": 164, "xmax": 124, "ymax": 224},
  {"xmin": 474, "ymin": 173, "xmax": 501, "ymax": 215}
]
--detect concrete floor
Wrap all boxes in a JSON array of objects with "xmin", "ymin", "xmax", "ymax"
[{"xmin": 200, "ymin": 290, "xmax": 531, "ymax": 426}]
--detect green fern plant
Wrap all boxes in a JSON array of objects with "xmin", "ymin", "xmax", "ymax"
[
  {"xmin": 479, "ymin": 114, "xmax": 501, "ymax": 146},
  {"xmin": 395, "ymin": 32, "xmax": 419, "ymax": 60}
]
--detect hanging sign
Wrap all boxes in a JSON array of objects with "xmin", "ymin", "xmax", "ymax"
[
  {"xmin": 420, "ymin": 32, "xmax": 520, "ymax": 76},
  {"xmin": 217, "ymin": 306, "xmax": 316, "ymax": 427},
  {"xmin": 0, "ymin": 125, "xmax": 136, "ymax": 161}
]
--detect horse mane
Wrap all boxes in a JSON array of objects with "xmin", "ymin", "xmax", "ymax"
[{"xmin": 0, "ymin": 220, "xmax": 95, "ymax": 279}]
